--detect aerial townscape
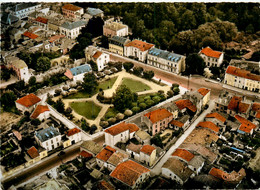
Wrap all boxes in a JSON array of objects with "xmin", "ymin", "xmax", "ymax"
[{"xmin": 1, "ymin": 2, "xmax": 260, "ymax": 190}]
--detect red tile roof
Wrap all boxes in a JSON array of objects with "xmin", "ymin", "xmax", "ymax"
[
  {"xmin": 96, "ymin": 146, "xmax": 116, "ymax": 162},
  {"xmin": 27, "ymin": 146, "xmax": 39, "ymax": 159},
  {"xmin": 200, "ymin": 47, "xmax": 222, "ymax": 58},
  {"xmin": 226, "ymin": 66, "xmax": 260, "ymax": 81},
  {"xmin": 206, "ymin": 112, "xmax": 226, "ymax": 123},
  {"xmin": 49, "ymin": 35, "xmax": 65, "ymax": 43},
  {"xmin": 125, "ymin": 40, "xmax": 154, "ymax": 52},
  {"xmin": 175, "ymin": 99, "xmax": 197, "ymax": 113},
  {"xmin": 16, "ymin": 93, "xmax": 41, "ymax": 108},
  {"xmin": 209, "ymin": 168, "xmax": 229, "ymax": 180},
  {"xmin": 62, "ymin": 4, "xmax": 82, "ymax": 11},
  {"xmin": 170, "ymin": 120, "xmax": 184, "ymax": 128},
  {"xmin": 13, "ymin": 130, "xmax": 22, "ymax": 141},
  {"xmin": 31, "ymin": 105, "xmax": 49, "ymax": 119},
  {"xmin": 93, "ymin": 51, "xmax": 103, "ymax": 59},
  {"xmin": 23, "ymin": 31, "xmax": 38, "ymax": 39},
  {"xmin": 66, "ymin": 127, "xmax": 81, "ymax": 136},
  {"xmin": 144, "ymin": 108, "xmax": 172, "ymax": 123},
  {"xmin": 172, "ymin": 148, "xmax": 194, "ymax": 162},
  {"xmin": 35, "ymin": 17, "xmax": 48, "ymax": 24},
  {"xmin": 235, "ymin": 115, "xmax": 256, "ymax": 133},
  {"xmin": 252, "ymin": 103, "xmax": 260, "ymax": 119},
  {"xmin": 98, "ymin": 180, "xmax": 115, "ymax": 190},
  {"xmin": 197, "ymin": 88, "xmax": 210, "ymax": 97},
  {"xmin": 110, "ymin": 160, "xmax": 150, "ymax": 187},
  {"xmin": 140, "ymin": 145, "xmax": 156, "ymax": 155},
  {"xmin": 80, "ymin": 150, "xmax": 93, "ymax": 158},
  {"xmin": 104, "ymin": 122, "xmax": 139, "ymax": 136},
  {"xmin": 227, "ymin": 96, "xmax": 242, "ymax": 111},
  {"xmin": 197, "ymin": 121, "xmax": 220, "ymax": 133},
  {"xmin": 238, "ymin": 102, "xmax": 250, "ymax": 113}
]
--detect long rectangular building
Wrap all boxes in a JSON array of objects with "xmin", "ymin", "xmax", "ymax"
[{"xmin": 147, "ymin": 48, "xmax": 186, "ymax": 74}]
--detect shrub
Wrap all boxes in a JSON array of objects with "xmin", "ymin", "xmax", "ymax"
[
  {"xmin": 145, "ymin": 99, "xmax": 155, "ymax": 107},
  {"xmin": 137, "ymin": 98, "xmax": 145, "ymax": 104},
  {"xmin": 116, "ymin": 113, "xmax": 125, "ymax": 121},
  {"xmin": 90, "ymin": 124, "xmax": 97, "ymax": 134},
  {"xmin": 139, "ymin": 103, "xmax": 147, "ymax": 110},
  {"xmin": 167, "ymin": 90, "xmax": 174, "ymax": 98},
  {"xmin": 152, "ymin": 96, "xmax": 161, "ymax": 103},
  {"xmin": 100, "ymin": 121, "xmax": 109, "ymax": 128},
  {"xmin": 105, "ymin": 112, "xmax": 115, "ymax": 119},
  {"xmin": 54, "ymin": 89, "xmax": 62, "ymax": 96},
  {"xmin": 108, "ymin": 117, "xmax": 116, "ymax": 125},
  {"xmin": 132, "ymin": 102, "xmax": 138, "ymax": 107},
  {"xmin": 144, "ymin": 95, "xmax": 151, "ymax": 101},
  {"xmin": 124, "ymin": 109, "xmax": 133, "ymax": 116},
  {"xmin": 132, "ymin": 106, "xmax": 140, "ymax": 113}
]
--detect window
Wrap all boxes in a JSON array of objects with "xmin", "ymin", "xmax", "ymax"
[
  {"xmin": 51, "ymin": 140, "xmax": 53, "ymax": 144},
  {"xmin": 46, "ymin": 142, "xmax": 48, "ymax": 146}
]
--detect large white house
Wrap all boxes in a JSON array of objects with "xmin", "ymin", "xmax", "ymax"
[
  {"xmin": 104, "ymin": 122, "xmax": 139, "ymax": 147},
  {"xmin": 35, "ymin": 126, "xmax": 62, "ymax": 151},
  {"xmin": 16, "ymin": 93, "xmax": 41, "ymax": 113},
  {"xmin": 59, "ymin": 20, "xmax": 88, "ymax": 39},
  {"xmin": 147, "ymin": 48, "xmax": 186, "ymax": 74},
  {"xmin": 85, "ymin": 46, "xmax": 110, "ymax": 71},
  {"xmin": 103, "ymin": 19, "xmax": 128, "ymax": 37},
  {"xmin": 199, "ymin": 46, "xmax": 224, "ymax": 67},
  {"xmin": 9, "ymin": 3, "xmax": 42, "ymax": 19},
  {"xmin": 124, "ymin": 39, "xmax": 155, "ymax": 62},
  {"xmin": 64, "ymin": 64, "xmax": 92, "ymax": 82}
]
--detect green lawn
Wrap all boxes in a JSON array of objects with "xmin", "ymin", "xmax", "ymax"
[
  {"xmin": 120, "ymin": 78, "xmax": 151, "ymax": 93},
  {"xmin": 70, "ymin": 101, "xmax": 101, "ymax": 120},
  {"xmin": 65, "ymin": 77, "xmax": 118, "ymax": 99},
  {"xmin": 104, "ymin": 107, "xmax": 119, "ymax": 120}
]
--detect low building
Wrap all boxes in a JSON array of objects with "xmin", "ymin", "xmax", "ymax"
[
  {"xmin": 235, "ymin": 115, "xmax": 257, "ymax": 135},
  {"xmin": 86, "ymin": 7, "xmax": 104, "ymax": 18},
  {"xmin": 1, "ymin": 13, "xmax": 19, "ymax": 25},
  {"xmin": 251, "ymin": 102, "xmax": 260, "ymax": 120},
  {"xmin": 27, "ymin": 146, "xmax": 47, "ymax": 160},
  {"xmin": 147, "ymin": 48, "xmax": 186, "ymax": 74},
  {"xmin": 199, "ymin": 46, "xmax": 224, "ymax": 67},
  {"xmin": 124, "ymin": 39, "xmax": 155, "ymax": 62},
  {"xmin": 224, "ymin": 65, "xmax": 260, "ymax": 92},
  {"xmin": 15, "ymin": 93, "xmax": 41, "ymax": 113},
  {"xmin": 33, "ymin": 179, "xmax": 69, "ymax": 190},
  {"xmin": 196, "ymin": 121, "xmax": 220, "ymax": 134},
  {"xmin": 107, "ymin": 151, "xmax": 129, "ymax": 171},
  {"xmin": 103, "ymin": 20, "xmax": 128, "ymax": 37},
  {"xmin": 205, "ymin": 112, "xmax": 227, "ymax": 127},
  {"xmin": 162, "ymin": 157, "xmax": 194, "ymax": 185},
  {"xmin": 34, "ymin": 16, "xmax": 48, "ymax": 30},
  {"xmin": 85, "ymin": 46, "xmax": 110, "ymax": 71},
  {"xmin": 142, "ymin": 108, "xmax": 173, "ymax": 136},
  {"xmin": 134, "ymin": 130, "xmax": 151, "ymax": 145},
  {"xmin": 80, "ymin": 140, "xmax": 102, "ymax": 156},
  {"xmin": 62, "ymin": 4, "xmax": 84, "ymax": 19},
  {"xmin": 140, "ymin": 145, "xmax": 157, "ymax": 166},
  {"xmin": 109, "ymin": 36, "xmax": 130, "ymax": 56},
  {"xmin": 97, "ymin": 180, "xmax": 115, "ymax": 190},
  {"xmin": 104, "ymin": 122, "xmax": 139, "ymax": 147},
  {"xmin": 64, "ymin": 64, "xmax": 92, "ymax": 82},
  {"xmin": 5, "ymin": 56, "xmax": 30, "ymax": 82},
  {"xmin": 110, "ymin": 160, "xmax": 150, "ymax": 189},
  {"xmin": 60, "ymin": 20, "xmax": 88, "ymax": 39},
  {"xmin": 9, "ymin": 3, "xmax": 42, "ymax": 19},
  {"xmin": 126, "ymin": 143, "xmax": 142, "ymax": 161},
  {"xmin": 35, "ymin": 126, "xmax": 62, "ymax": 151},
  {"xmin": 30, "ymin": 105, "xmax": 50, "ymax": 121},
  {"xmin": 65, "ymin": 127, "xmax": 81, "ymax": 145},
  {"xmin": 197, "ymin": 88, "xmax": 211, "ymax": 106},
  {"xmin": 175, "ymin": 99, "xmax": 197, "ymax": 116},
  {"xmin": 227, "ymin": 96, "xmax": 251, "ymax": 117},
  {"xmin": 96, "ymin": 146, "xmax": 116, "ymax": 167},
  {"xmin": 169, "ymin": 115, "xmax": 190, "ymax": 131}
]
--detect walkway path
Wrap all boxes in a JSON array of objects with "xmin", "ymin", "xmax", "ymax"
[
  {"xmin": 54, "ymin": 70, "xmax": 171, "ymax": 129},
  {"xmin": 150, "ymin": 100, "xmax": 216, "ymax": 176}
]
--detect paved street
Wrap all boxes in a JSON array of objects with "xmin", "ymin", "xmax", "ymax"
[
  {"xmin": 2, "ymin": 145, "xmax": 80, "ymax": 189},
  {"xmin": 151, "ymin": 100, "xmax": 216, "ymax": 175}
]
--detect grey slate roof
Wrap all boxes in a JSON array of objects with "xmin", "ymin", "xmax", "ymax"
[
  {"xmin": 12, "ymin": 3, "xmax": 39, "ymax": 12},
  {"xmin": 36, "ymin": 126, "xmax": 61, "ymax": 142},
  {"xmin": 148, "ymin": 48, "xmax": 184, "ymax": 63},
  {"xmin": 1, "ymin": 13, "xmax": 19, "ymax": 25},
  {"xmin": 87, "ymin": 8, "xmax": 103, "ymax": 16},
  {"xmin": 61, "ymin": 20, "xmax": 88, "ymax": 30},
  {"xmin": 109, "ymin": 36, "xmax": 129, "ymax": 47},
  {"xmin": 70, "ymin": 64, "xmax": 92, "ymax": 76}
]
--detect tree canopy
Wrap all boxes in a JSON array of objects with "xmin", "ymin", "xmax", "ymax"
[
  {"xmin": 36, "ymin": 56, "xmax": 51, "ymax": 72},
  {"xmin": 82, "ymin": 72, "xmax": 98, "ymax": 93},
  {"xmin": 185, "ymin": 54, "xmax": 206, "ymax": 75},
  {"xmin": 113, "ymin": 85, "xmax": 135, "ymax": 112}
]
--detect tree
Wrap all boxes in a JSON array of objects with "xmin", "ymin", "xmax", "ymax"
[
  {"xmin": 151, "ymin": 134, "xmax": 163, "ymax": 148},
  {"xmin": 17, "ymin": 52, "xmax": 32, "ymax": 67},
  {"xmin": 185, "ymin": 54, "xmax": 206, "ymax": 75},
  {"xmin": 123, "ymin": 62, "xmax": 134, "ymax": 72},
  {"xmin": 133, "ymin": 67, "xmax": 143, "ymax": 76},
  {"xmin": 28, "ymin": 76, "xmax": 36, "ymax": 86},
  {"xmin": 31, "ymin": 119, "xmax": 41, "ymax": 126},
  {"xmin": 0, "ymin": 91, "xmax": 17, "ymax": 111},
  {"xmin": 250, "ymin": 51, "xmax": 260, "ymax": 62},
  {"xmin": 82, "ymin": 73, "xmax": 98, "ymax": 94},
  {"xmin": 114, "ymin": 62, "xmax": 123, "ymax": 71},
  {"xmin": 54, "ymin": 98, "xmax": 65, "ymax": 113},
  {"xmin": 88, "ymin": 60, "xmax": 98, "ymax": 72},
  {"xmin": 81, "ymin": 119, "xmax": 90, "ymax": 132},
  {"xmin": 0, "ymin": 69, "xmax": 12, "ymax": 81},
  {"xmin": 100, "ymin": 35, "xmax": 109, "ymax": 49},
  {"xmin": 113, "ymin": 85, "xmax": 134, "ymax": 112},
  {"xmin": 36, "ymin": 56, "xmax": 51, "ymax": 72},
  {"xmin": 143, "ymin": 70, "xmax": 154, "ymax": 80},
  {"xmin": 173, "ymin": 87, "xmax": 180, "ymax": 95},
  {"xmin": 90, "ymin": 124, "xmax": 97, "ymax": 134}
]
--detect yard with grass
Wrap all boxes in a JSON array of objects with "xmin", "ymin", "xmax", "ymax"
[
  {"xmin": 120, "ymin": 78, "xmax": 151, "ymax": 93},
  {"xmin": 70, "ymin": 101, "xmax": 101, "ymax": 120},
  {"xmin": 65, "ymin": 77, "xmax": 118, "ymax": 99}
]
